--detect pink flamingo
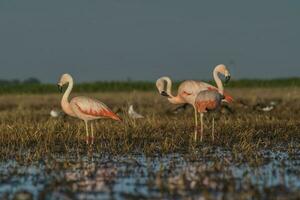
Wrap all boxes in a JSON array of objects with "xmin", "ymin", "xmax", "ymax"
[
  {"xmin": 156, "ymin": 64, "xmax": 232, "ymax": 139},
  {"xmin": 194, "ymin": 72, "xmax": 226, "ymax": 142},
  {"xmin": 57, "ymin": 74, "xmax": 121, "ymax": 143}
]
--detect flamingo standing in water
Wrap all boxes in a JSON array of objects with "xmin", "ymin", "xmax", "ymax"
[
  {"xmin": 156, "ymin": 64, "xmax": 232, "ymax": 139},
  {"xmin": 57, "ymin": 74, "xmax": 121, "ymax": 143}
]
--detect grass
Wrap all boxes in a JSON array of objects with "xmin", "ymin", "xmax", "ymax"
[
  {"xmin": 1, "ymin": 87, "xmax": 300, "ymax": 199},
  {"xmin": 0, "ymin": 87, "xmax": 300, "ymax": 162}
]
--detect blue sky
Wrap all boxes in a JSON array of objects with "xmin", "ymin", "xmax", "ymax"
[{"xmin": 0, "ymin": 1, "xmax": 299, "ymax": 82}]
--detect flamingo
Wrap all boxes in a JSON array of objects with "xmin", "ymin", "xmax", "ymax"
[
  {"xmin": 194, "ymin": 74, "xmax": 226, "ymax": 142},
  {"xmin": 57, "ymin": 73, "xmax": 121, "ymax": 143},
  {"xmin": 156, "ymin": 64, "xmax": 232, "ymax": 139}
]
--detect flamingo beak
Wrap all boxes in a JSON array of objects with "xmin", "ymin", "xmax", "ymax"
[
  {"xmin": 225, "ymin": 75, "xmax": 231, "ymax": 84},
  {"xmin": 161, "ymin": 91, "xmax": 170, "ymax": 97},
  {"xmin": 57, "ymin": 84, "xmax": 63, "ymax": 93}
]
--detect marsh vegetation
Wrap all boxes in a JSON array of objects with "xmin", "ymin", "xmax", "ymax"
[{"xmin": 0, "ymin": 87, "xmax": 300, "ymax": 199}]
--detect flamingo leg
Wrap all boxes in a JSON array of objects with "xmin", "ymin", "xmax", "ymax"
[
  {"xmin": 84, "ymin": 120, "xmax": 89, "ymax": 144},
  {"xmin": 91, "ymin": 122, "xmax": 94, "ymax": 145},
  {"xmin": 91, "ymin": 122, "xmax": 94, "ymax": 138},
  {"xmin": 194, "ymin": 108, "xmax": 198, "ymax": 141},
  {"xmin": 200, "ymin": 113, "xmax": 204, "ymax": 142},
  {"xmin": 212, "ymin": 117, "xmax": 215, "ymax": 141}
]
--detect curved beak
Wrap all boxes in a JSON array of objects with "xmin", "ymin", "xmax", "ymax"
[
  {"xmin": 160, "ymin": 91, "xmax": 170, "ymax": 97},
  {"xmin": 57, "ymin": 84, "xmax": 63, "ymax": 93},
  {"xmin": 225, "ymin": 75, "xmax": 231, "ymax": 84}
]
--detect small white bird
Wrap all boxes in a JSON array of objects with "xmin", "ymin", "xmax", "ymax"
[
  {"xmin": 128, "ymin": 105, "xmax": 144, "ymax": 119},
  {"xmin": 50, "ymin": 109, "xmax": 62, "ymax": 118},
  {"xmin": 262, "ymin": 106, "xmax": 274, "ymax": 112}
]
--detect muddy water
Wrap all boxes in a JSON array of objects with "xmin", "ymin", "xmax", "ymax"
[{"xmin": 0, "ymin": 149, "xmax": 300, "ymax": 200}]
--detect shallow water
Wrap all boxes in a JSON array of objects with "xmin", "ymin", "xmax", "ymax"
[{"xmin": 0, "ymin": 149, "xmax": 300, "ymax": 200}]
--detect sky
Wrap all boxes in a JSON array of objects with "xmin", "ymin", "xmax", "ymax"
[{"xmin": 0, "ymin": 1, "xmax": 299, "ymax": 83}]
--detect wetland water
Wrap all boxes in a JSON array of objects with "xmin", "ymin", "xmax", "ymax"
[{"xmin": 0, "ymin": 148, "xmax": 300, "ymax": 200}]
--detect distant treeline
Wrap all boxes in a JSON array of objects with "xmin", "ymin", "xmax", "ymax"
[{"xmin": 0, "ymin": 78, "xmax": 300, "ymax": 94}]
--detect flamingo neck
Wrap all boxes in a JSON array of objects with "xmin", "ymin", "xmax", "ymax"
[
  {"xmin": 164, "ymin": 78, "xmax": 183, "ymax": 104},
  {"xmin": 163, "ymin": 77, "xmax": 174, "ymax": 98},
  {"xmin": 157, "ymin": 77, "xmax": 183, "ymax": 104},
  {"xmin": 213, "ymin": 68, "xmax": 224, "ymax": 95},
  {"xmin": 62, "ymin": 79, "xmax": 73, "ymax": 103},
  {"xmin": 163, "ymin": 77, "xmax": 187, "ymax": 104},
  {"xmin": 168, "ymin": 96, "xmax": 185, "ymax": 104},
  {"xmin": 61, "ymin": 78, "xmax": 76, "ymax": 117}
]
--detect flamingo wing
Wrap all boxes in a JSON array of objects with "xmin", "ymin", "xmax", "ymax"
[
  {"xmin": 71, "ymin": 96, "xmax": 121, "ymax": 121},
  {"xmin": 207, "ymin": 87, "xmax": 233, "ymax": 103},
  {"xmin": 195, "ymin": 90, "xmax": 222, "ymax": 112},
  {"xmin": 178, "ymin": 81, "xmax": 233, "ymax": 103},
  {"xmin": 178, "ymin": 80, "xmax": 215, "ymax": 96}
]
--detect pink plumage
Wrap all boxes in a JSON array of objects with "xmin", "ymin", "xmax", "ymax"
[
  {"xmin": 57, "ymin": 74, "xmax": 121, "ymax": 144},
  {"xmin": 194, "ymin": 85, "xmax": 224, "ymax": 142},
  {"xmin": 71, "ymin": 97, "xmax": 121, "ymax": 121},
  {"xmin": 156, "ymin": 64, "xmax": 232, "ymax": 141}
]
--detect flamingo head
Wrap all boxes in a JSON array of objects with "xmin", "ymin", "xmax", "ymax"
[
  {"xmin": 215, "ymin": 64, "xmax": 231, "ymax": 84},
  {"xmin": 57, "ymin": 73, "xmax": 72, "ymax": 92}
]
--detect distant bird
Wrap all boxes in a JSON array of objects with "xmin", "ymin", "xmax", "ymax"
[
  {"xmin": 253, "ymin": 102, "xmax": 276, "ymax": 112},
  {"xmin": 50, "ymin": 109, "xmax": 62, "ymax": 118},
  {"xmin": 156, "ymin": 64, "xmax": 232, "ymax": 139},
  {"xmin": 262, "ymin": 106, "xmax": 274, "ymax": 112},
  {"xmin": 57, "ymin": 73, "xmax": 122, "ymax": 143},
  {"xmin": 128, "ymin": 105, "xmax": 144, "ymax": 119}
]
